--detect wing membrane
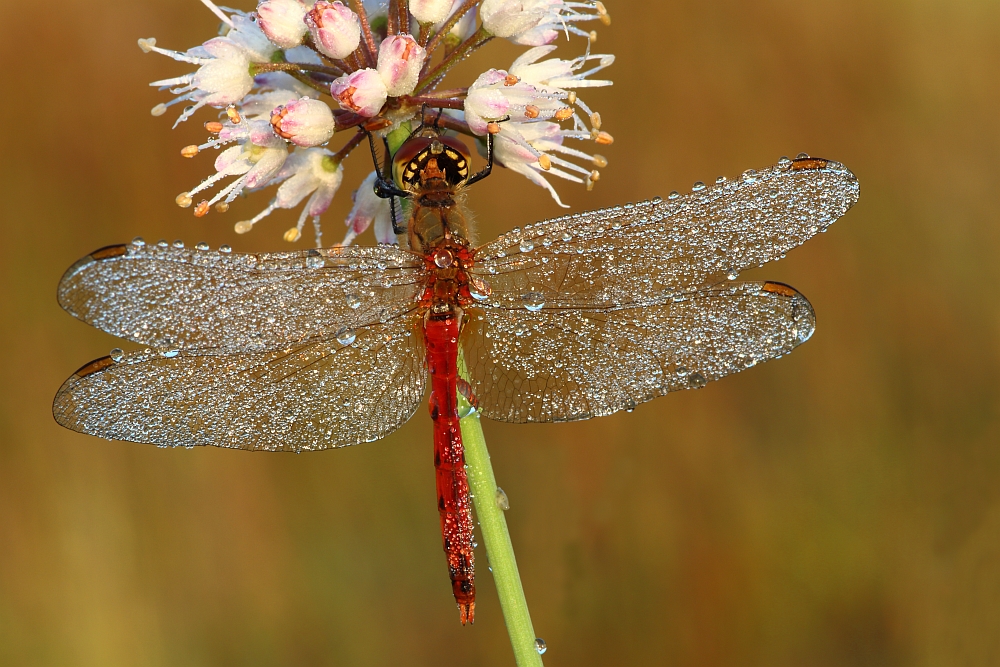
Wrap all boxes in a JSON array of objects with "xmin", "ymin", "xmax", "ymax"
[
  {"xmin": 462, "ymin": 281, "xmax": 814, "ymax": 423},
  {"xmin": 53, "ymin": 314, "xmax": 426, "ymax": 450},
  {"xmin": 58, "ymin": 242, "xmax": 426, "ymax": 350},
  {"xmin": 472, "ymin": 157, "xmax": 858, "ymax": 310}
]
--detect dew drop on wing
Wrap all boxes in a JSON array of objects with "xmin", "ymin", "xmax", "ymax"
[
  {"xmin": 219, "ymin": 244, "xmax": 232, "ymax": 254},
  {"xmin": 306, "ymin": 253, "xmax": 324, "ymax": 269},
  {"xmin": 521, "ymin": 292, "xmax": 545, "ymax": 312},
  {"xmin": 668, "ymin": 191, "xmax": 679, "ymax": 200},
  {"xmin": 687, "ymin": 372, "xmax": 707, "ymax": 389},
  {"xmin": 692, "ymin": 181, "xmax": 706, "ymax": 192},
  {"xmin": 110, "ymin": 348, "xmax": 124, "ymax": 362},
  {"xmin": 346, "ymin": 293, "xmax": 362, "ymax": 309},
  {"xmin": 561, "ymin": 230, "xmax": 573, "ymax": 241},
  {"xmin": 519, "ymin": 239, "xmax": 534, "ymax": 252},
  {"xmin": 534, "ymin": 639, "xmax": 547, "ymax": 655},
  {"xmin": 336, "ymin": 328, "xmax": 356, "ymax": 346},
  {"xmin": 131, "ymin": 237, "xmax": 145, "ymax": 246},
  {"xmin": 172, "ymin": 240, "xmax": 184, "ymax": 249},
  {"xmin": 196, "ymin": 242, "xmax": 209, "ymax": 251},
  {"xmin": 161, "ymin": 349, "xmax": 179, "ymax": 358}
]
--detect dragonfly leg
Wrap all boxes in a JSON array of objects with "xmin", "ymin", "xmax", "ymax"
[{"xmin": 465, "ymin": 116, "xmax": 506, "ymax": 188}]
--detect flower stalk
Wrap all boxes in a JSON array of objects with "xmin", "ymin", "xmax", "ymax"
[{"xmin": 458, "ymin": 357, "xmax": 545, "ymax": 667}]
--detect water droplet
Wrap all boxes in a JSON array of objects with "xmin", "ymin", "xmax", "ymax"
[
  {"xmin": 668, "ymin": 191, "xmax": 680, "ymax": 200},
  {"xmin": 521, "ymin": 292, "xmax": 545, "ymax": 312},
  {"xmin": 692, "ymin": 181, "xmax": 706, "ymax": 192},
  {"xmin": 131, "ymin": 237, "xmax": 145, "ymax": 246},
  {"xmin": 561, "ymin": 230, "xmax": 573, "ymax": 242},
  {"xmin": 495, "ymin": 487, "xmax": 510, "ymax": 510},
  {"xmin": 172, "ymin": 240, "xmax": 184, "ymax": 248},
  {"xmin": 345, "ymin": 293, "xmax": 362, "ymax": 309},
  {"xmin": 336, "ymin": 328, "xmax": 356, "ymax": 345},
  {"xmin": 716, "ymin": 176, "xmax": 727, "ymax": 184},
  {"xmin": 157, "ymin": 240, "xmax": 169, "ymax": 248},
  {"xmin": 534, "ymin": 638, "xmax": 547, "ymax": 655},
  {"xmin": 675, "ymin": 365, "xmax": 689, "ymax": 377},
  {"xmin": 219, "ymin": 244, "xmax": 232, "ymax": 254},
  {"xmin": 725, "ymin": 268, "xmax": 739, "ymax": 280},
  {"xmin": 652, "ymin": 195, "xmax": 663, "ymax": 203},
  {"xmin": 778, "ymin": 156, "xmax": 791, "ymax": 165},
  {"xmin": 519, "ymin": 239, "xmax": 534, "ymax": 252},
  {"xmin": 110, "ymin": 348, "xmax": 124, "ymax": 362},
  {"xmin": 306, "ymin": 254, "xmax": 324, "ymax": 269},
  {"xmin": 687, "ymin": 372, "xmax": 707, "ymax": 389},
  {"xmin": 469, "ymin": 278, "xmax": 491, "ymax": 302},
  {"xmin": 161, "ymin": 349, "xmax": 179, "ymax": 358},
  {"xmin": 741, "ymin": 169, "xmax": 758, "ymax": 182},
  {"xmin": 796, "ymin": 152, "xmax": 810, "ymax": 159},
  {"xmin": 196, "ymin": 242, "xmax": 209, "ymax": 251}
]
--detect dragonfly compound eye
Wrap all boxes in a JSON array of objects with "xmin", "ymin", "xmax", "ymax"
[{"xmin": 393, "ymin": 134, "xmax": 472, "ymax": 192}]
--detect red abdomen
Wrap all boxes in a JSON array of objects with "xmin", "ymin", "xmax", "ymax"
[{"xmin": 424, "ymin": 314, "xmax": 475, "ymax": 624}]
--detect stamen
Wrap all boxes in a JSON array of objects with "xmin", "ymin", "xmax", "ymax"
[
  {"xmin": 199, "ymin": 0, "xmax": 234, "ymax": 27},
  {"xmin": 595, "ymin": 1, "xmax": 611, "ymax": 26},
  {"xmin": 193, "ymin": 201, "xmax": 211, "ymax": 217},
  {"xmin": 486, "ymin": 122, "xmax": 501, "ymax": 134},
  {"xmin": 181, "ymin": 145, "xmax": 200, "ymax": 158},
  {"xmin": 175, "ymin": 192, "xmax": 194, "ymax": 208},
  {"xmin": 215, "ymin": 202, "xmax": 230, "ymax": 213},
  {"xmin": 525, "ymin": 105, "xmax": 540, "ymax": 119},
  {"xmin": 137, "ymin": 38, "xmax": 156, "ymax": 53},
  {"xmin": 554, "ymin": 107, "xmax": 574, "ymax": 121},
  {"xmin": 284, "ymin": 227, "xmax": 302, "ymax": 242},
  {"xmin": 589, "ymin": 30, "xmax": 598, "ymax": 42},
  {"xmin": 594, "ymin": 130, "xmax": 614, "ymax": 145},
  {"xmin": 567, "ymin": 91, "xmax": 578, "ymax": 105},
  {"xmin": 226, "ymin": 105, "xmax": 242, "ymax": 124},
  {"xmin": 234, "ymin": 221, "xmax": 253, "ymax": 234},
  {"xmin": 205, "ymin": 121, "xmax": 224, "ymax": 133},
  {"xmin": 592, "ymin": 154, "xmax": 608, "ymax": 168},
  {"xmin": 504, "ymin": 74, "xmax": 520, "ymax": 86},
  {"xmin": 537, "ymin": 155, "xmax": 552, "ymax": 171},
  {"xmin": 151, "ymin": 104, "xmax": 168, "ymax": 117},
  {"xmin": 590, "ymin": 112, "xmax": 602, "ymax": 130}
]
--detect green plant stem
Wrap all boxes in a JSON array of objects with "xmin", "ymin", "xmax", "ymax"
[{"xmin": 458, "ymin": 370, "xmax": 544, "ymax": 667}]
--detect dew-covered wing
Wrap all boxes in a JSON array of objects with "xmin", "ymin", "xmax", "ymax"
[
  {"xmin": 57, "ymin": 242, "xmax": 426, "ymax": 350},
  {"xmin": 472, "ymin": 157, "xmax": 858, "ymax": 310},
  {"xmin": 53, "ymin": 314, "xmax": 426, "ymax": 450},
  {"xmin": 462, "ymin": 281, "xmax": 814, "ymax": 423}
]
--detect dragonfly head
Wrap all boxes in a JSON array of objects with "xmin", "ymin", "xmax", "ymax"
[{"xmin": 392, "ymin": 129, "xmax": 472, "ymax": 197}]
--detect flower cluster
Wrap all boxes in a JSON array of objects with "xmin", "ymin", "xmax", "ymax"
[{"xmin": 143, "ymin": 0, "xmax": 614, "ymax": 246}]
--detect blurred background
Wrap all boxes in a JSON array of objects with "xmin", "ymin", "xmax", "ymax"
[{"xmin": 2, "ymin": 1, "xmax": 999, "ymax": 665}]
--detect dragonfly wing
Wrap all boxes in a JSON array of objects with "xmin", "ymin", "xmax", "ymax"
[
  {"xmin": 472, "ymin": 157, "xmax": 858, "ymax": 309},
  {"xmin": 53, "ymin": 313, "xmax": 427, "ymax": 450},
  {"xmin": 462, "ymin": 281, "xmax": 814, "ymax": 423},
  {"xmin": 58, "ymin": 243, "xmax": 426, "ymax": 350}
]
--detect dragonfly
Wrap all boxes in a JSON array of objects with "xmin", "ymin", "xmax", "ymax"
[{"xmin": 53, "ymin": 123, "xmax": 859, "ymax": 624}]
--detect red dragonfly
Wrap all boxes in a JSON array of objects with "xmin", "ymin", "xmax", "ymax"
[{"xmin": 53, "ymin": 127, "xmax": 859, "ymax": 624}]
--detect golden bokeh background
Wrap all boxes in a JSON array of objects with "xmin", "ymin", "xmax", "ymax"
[{"xmin": 2, "ymin": 1, "xmax": 999, "ymax": 665}]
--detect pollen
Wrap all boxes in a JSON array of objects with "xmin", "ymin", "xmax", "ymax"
[
  {"xmin": 150, "ymin": 104, "xmax": 168, "ymax": 117},
  {"xmin": 590, "ymin": 112, "xmax": 602, "ymax": 130},
  {"xmin": 234, "ymin": 221, "xmax": 253, "ymax": 234},
  {"xmin": 486, "ymin": 122, "xmax": 501, "ymax": 135},
  {"xmin": 205, "ymin": 121, "xmax": 224, "ymax": 133},
  {"xmin": 226, "ymin": 105, "xmax": 242, "ymax": 124},
  {"xmin": 504, "ymin": 74, "xmax": 520, "ymax": 86},
  {"xmin": 592, "ymin": 154, "xmax": 608, "ymax": 168},
  {"xmin": 215, "ymin": 202, "xmax": 229, "ymax": 213},
  {"xmin": 137, "ymin": 37, "xmax": 156, "ymax": 53},
  {"xmin": 589, "ymin": 30, "xmax": 598, "ymax": 42},
  {"xmin": 283, "ymin": 227, "xmax": 302, "ymax": 242},
  {"xmin": 175, "ymin": 192, "xmax": 193, "ymax": 208},
  {"xmin": 181, "ymin": 145, "xmax": 200, "ymax": 158},
  {"xmin": 554, "ymin": 107, "xmax": 574, "ymax": 121},
  {"xmin": 193, "ymin": 201, "xmax": 211, "ymax": 217},
  {"xmin": 594, "ymin": 130, "xmax": 614, "ymax": 146},
  {"xmin": 525, "ymin": 105, "xmax": 540, "ymax": 119},
  {"xmin": 538, "ymin": 155, "xmax": 552, "ymax": 171},
  {"xmin": 596, "ymin": 1, "xmax": 611, "ymax": 25}
]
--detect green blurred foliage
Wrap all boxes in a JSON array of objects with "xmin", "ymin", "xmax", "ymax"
[{"xmin": 1, "ymin": 1, "xmax": 999, "ymax": 665}]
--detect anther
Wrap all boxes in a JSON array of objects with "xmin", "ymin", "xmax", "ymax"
[
  {"xmin": 181, "ymin": 145, "xmax": 200, "ymax": 158},
  {"xmin": 226, "ymin": 105, "xmax": 242, "ymax": 124},
  {"xmin": 234, "ymin": 221, "xmax": 253, "ymax": 234},
  {"xmin": 589, "ymin": 30, "xmax": 598, "ymax": 42},
  {"xmin": 524, "ymin": 105, "xmax": 540, "ymax": 119},
  {"xmin": 193, "ymin": 201, "xmax": 210, "ymax": 217},
  {"xmin": 175, "ymin": 192, "xmax": 193, "ymax": 208},
  {"xmin": 567, "ymin": 91, "xmax": 578, "ymax": 105},
  {"xmin": 283, "ymin": 227, "xmax": 301, "ymax": 242},
  {"xmin": 537, "ymin": 154, "xmax": 552, "ymax": 171},
  {"xmin": 592, "ymin": 154, "xmax": 608, "ymax": 168},
  {"xmin": 215, "ymin": 202, "xmax": 229, "ymax": 213},
  {"xmin": 486, "ymin": 122, "xmax": 501, "ymax": 134},
  {"xmin": 504, "ymin": 74, "xmax": 520, "ymax": 86},
  {"xmin": 590, "ymin": 169, "xmax": 601, "ymax": 183},
  {"xmin": 594, "ymin": 131, "xmax": 614, "ymax": 145},
  {"xmin": 205, "ymin": 121, "xmax": 224, "ymax": 133},
  {"xmin": 596, "ymin": 1, "xmax": 611, "ymax": 25},
  {"xmin": 590, "ymin": 111, "xmax": 602, "ymax": 130},
  {"xmin": 553, "ymin": 107, "xmax": 574, "ymax": 121},
  {"xmin": 137, "ymin": 38, "xmax": 156, "ymax": 53},
  {"xmin": 151, "ymin": 104, "xmax": 168, "ymax": 117}
]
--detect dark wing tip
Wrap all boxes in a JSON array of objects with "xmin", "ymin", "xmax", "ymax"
[{"xmin": 52, "ymin": 355, "xmax": 116, "ymax": 430}]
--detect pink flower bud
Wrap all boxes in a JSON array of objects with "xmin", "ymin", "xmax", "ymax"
[
  {"xmin": 330, "ymin": 68, "xmax": 388, "ymax": 117},
  {"xmin": 305, "ymin": 1, "xmax": 362, "ymax": 60},
  {"xmin": 376, "ymin": 35, "xmax": 427, "ymax": 97},
  {"xmin": 257, "ymin": 0, "xmax": 309, "ymax": 49},
  {"xmin": 410, "ymin": 0, "xmax": 453, "ymax": 24},
  {"xmin": 270, "ymin": 97, "xmax": 336, "ymax": 147}
]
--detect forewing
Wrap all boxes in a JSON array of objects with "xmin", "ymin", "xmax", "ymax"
[
  {"xmin": 58, "ymin": 242, "xmax": 426, "ymax": 350},
  {"xmin": 462, "ymin": 281, "xmax": 814, "ymax": 423},
  {"xmin": 472, "ymin": 157, "xmax": 858, "ymax": 310},
  {"xmin": 53, "ymin": 314, "xmax": 426, "ymax": 450}
]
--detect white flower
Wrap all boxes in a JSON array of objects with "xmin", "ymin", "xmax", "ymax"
[
  {"xmin": 306, "ymin": 1, "xmax": 362, "ymax": 60},
  {"xmin": 480, "ymin": 0, "xmax": 610, "ymax": 45},
  {"xmin": 410, "ymin": 0, "xmax": 454, "ymax": 24},
  {"xmin": 330, "ymin": 68, "xmax": 388, "ymax": 117},
  {"xmin": 376, "ymin": 34, "xmax": 427, "ymax": 97},
  {"xmin": 342, "ymin": 171, "xmax": 395, "ymax": 245},
  {"xmin": 236, "ymin": 148, "xmax": 345, "ymax": 245},
  {"xmin": 271, "ymin": 97, "xmax": 337, "ymax": 146},
  {"xmin": 180, "ymin": 119, "xmax": 289, "ymax": 215},
  {"xmin": 257, "ymin": 0, "xmax": 310, "ymax": 49},
  {"xmin": 224, "ymin": 14, "xmax": 281, "ymax": 61},
  {"xmin": 493, "ymin": 120, "xmax": 605, "ymax": 207},
  {"xmin": 464, "ymin": 69, "xmax": 571, "ymax": 135}
]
